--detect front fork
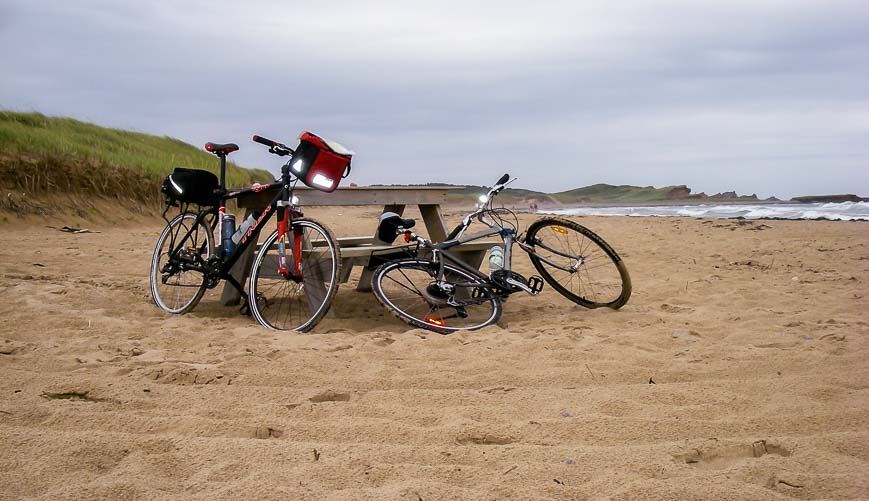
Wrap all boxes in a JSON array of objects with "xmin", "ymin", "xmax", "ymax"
[{"xmin": 276, "ymin": 205, "xmax": 304, "ymax": 279}]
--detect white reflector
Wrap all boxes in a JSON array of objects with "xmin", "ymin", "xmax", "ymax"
[
  {"xmin": 169, "ymin": 175, "xmax": 184, "ymax": 194},
  {"xmin": 312, "ymin": 173, "xmax": 334, "ymax": 189}
]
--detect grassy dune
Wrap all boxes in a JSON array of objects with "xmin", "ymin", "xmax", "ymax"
[
  {"xmin": 554, "ymin": 183, "xmax": 684, "ymax": 202},
  {"xmin": 0, "ymin": 111, "xmax": 271, "ymax": 207}
]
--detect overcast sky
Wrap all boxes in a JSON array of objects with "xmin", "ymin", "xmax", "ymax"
[{"xmin": 2, "ymin": 0, "xmax": 867, "ymax": 199}]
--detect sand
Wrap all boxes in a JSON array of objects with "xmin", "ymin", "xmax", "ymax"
[{"xmin": 0, "ymin": 208, "xmax": 867, "ymax": 500}]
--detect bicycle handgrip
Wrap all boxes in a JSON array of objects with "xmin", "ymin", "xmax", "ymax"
[{"xmin": 252, "ymin": 135, "xmax": 277, "ymax": 147}]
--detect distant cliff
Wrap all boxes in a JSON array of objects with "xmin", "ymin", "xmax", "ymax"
[
  {"xmin": 791, "ymin": 194, "xmax": 866, "ymax": 203},
  {"xmin": 399, "ymin": 182, "xmax": 764, "ymax": 205}
]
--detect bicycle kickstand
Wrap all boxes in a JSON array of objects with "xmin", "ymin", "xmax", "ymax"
[{"xmin": 225, "ymin": 275, "xmax": 252, "ymax": 316}]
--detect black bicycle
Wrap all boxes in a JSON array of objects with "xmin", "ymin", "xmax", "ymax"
[
  {"xmin": 370, "ymin": 174, "xmax": 631, "ymax": 334},
  {"xmin": 149, "ymin": 133, "xmax": 350, "ymax": 332}
]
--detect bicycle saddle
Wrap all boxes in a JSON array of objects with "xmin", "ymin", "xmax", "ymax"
[
  {"xmin": 376, "ymin": 212, "xmax": 415, "ymax": 244},
  {"xmin": 205, "ymin": 142, "xmax": 239, "ymax": 155}
]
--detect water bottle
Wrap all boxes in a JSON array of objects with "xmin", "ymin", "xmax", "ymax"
[
  {"xmin": 488, "ymin": 245, "xmax": 504, "ymax": 273},
  {"xmin": 222, "ymin": 214, "xmax": 236, "ymax": 257},
  {"xmin": 232, "ymin": 214, "xmax": 256, "ymax": 245}
]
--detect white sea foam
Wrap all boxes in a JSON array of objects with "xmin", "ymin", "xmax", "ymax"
[{"xmin": 541, "ymin": 201, "xmax": 869, "ymax": 221}]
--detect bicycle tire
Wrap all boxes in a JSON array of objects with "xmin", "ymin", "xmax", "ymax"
[
  {"xmin": 150, "ymin": 212, "xmax": 213, "ymax": 314},
  {"xmin": 248, "ymin": 217, "xmax": 341, "ymax": 332},
  {"xmin": 525, "ymin": 217, "xmax": 631, "ymax": 309},
  {"xmin": 371, "ymin": 258, "xmax": 502, "ymax": 334}
]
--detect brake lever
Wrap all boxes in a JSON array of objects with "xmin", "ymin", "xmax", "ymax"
[{"xmin": 269, "ymin": 144, "xmax": 293, "ymax": 156}]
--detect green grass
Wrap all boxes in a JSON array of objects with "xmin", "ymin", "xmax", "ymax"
[{"xmin": 0, "ymin": 111, "xmax": 272, "ymax": 203}]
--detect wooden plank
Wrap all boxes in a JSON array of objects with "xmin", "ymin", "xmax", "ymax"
[
  {"xmin": 340, "ymin": 241, "xmax": 494, "ymax": 259},
  {"xmin": 340, "ymin": 244, "xmax": 407, "ymax": 259},
  {"xmin": 238, "ymin": 186, "xmax": 460, "ymax": 209},
  {"xmin": 335, "ymin": 236, "xmax": 378, "ymax": 247}
]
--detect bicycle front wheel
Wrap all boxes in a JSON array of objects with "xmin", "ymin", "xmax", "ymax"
[
  {"xmin": 371, "ymin": 259, "xmax": 502, "ymax": 334},
  {"xmin": 525, "ymin": 217, "xmax": 631, "ymax": 309},
  {"xmin": 150, "ymin": 212, "xmax": 213, "ymax": 314},
  {"xmin": 249, "ymin": 218, "xmax": 341, "ymax": 332}
]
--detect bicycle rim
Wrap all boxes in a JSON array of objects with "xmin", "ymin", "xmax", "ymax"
[
  {"xmin": 249, "ymin": 218, "xmax": 341, "ymax": 332},
  {"xmin": 150, "ymin": 212, "xmax": 212, "ymax": 314},
  {"xmin": 526, "ymin": 217, "xmax": 631, "ymax": 308},
  {"xmin": 372, "ymin": 259, "xmax": 501, "ymax": 334}
]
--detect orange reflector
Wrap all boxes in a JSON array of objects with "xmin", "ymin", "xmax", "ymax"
[
  {"xmin": 551, "ymin": 226, "xmax": 568, "ymax": 234},
  {"xmin": 425, "ymin": 315, "xmax": 445, "ymax": 327}
]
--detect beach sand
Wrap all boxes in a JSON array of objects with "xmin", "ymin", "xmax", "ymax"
[{"xmin": 0, "ymin": 209, "xmax": 866, "ymax": 499}]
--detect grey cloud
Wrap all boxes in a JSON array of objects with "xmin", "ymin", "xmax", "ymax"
[{"xmin": 2, "ymin": 0, "xmax": 867, "ymax": 199}]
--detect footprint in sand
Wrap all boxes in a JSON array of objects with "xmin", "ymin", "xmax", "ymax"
[
  {"xmin": 309, "ymin": 390, "xmax": 352, "ymax": 403},
  {"xmin": 456, "ymin": 431, "xmax": 516, "ymax": 445},
  {"xmin": 143, "ymin": 364, "xmax": 233, "ymax": 385},
  {"xmin": 661, "ymin": 303, "xmax": 694, "ymax": 314},
  {"xmin": 324, "ymin": 344, "xmax": 354, "ymax": 353},
  {"xmin": 480, "ymin": 386, "xmax": 517, "ymax": 394},
  {"xmin": 254, "ymin": 425, "xmax": 283, "ymax": 439},
  {"xmin": 41, "ymin": 390, "xmax": 109, "ymax": 402},
  {"xmin": 674, "ymin": 440, "xmax": 791, "ymax": 469}
]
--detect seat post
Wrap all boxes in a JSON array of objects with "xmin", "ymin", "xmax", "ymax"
[{"xmin": 219, "ymin": 153, "xmax": 227, "ymax": 191}]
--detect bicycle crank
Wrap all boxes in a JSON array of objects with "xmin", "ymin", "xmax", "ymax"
[{"xmin": 491, "ymin": 270, "xmax": 544, "ymax": 296}]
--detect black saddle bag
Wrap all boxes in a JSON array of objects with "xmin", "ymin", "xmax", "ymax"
[{"xmin": 161, "ymin": 168, "xmax": 219, "ymax": 206}]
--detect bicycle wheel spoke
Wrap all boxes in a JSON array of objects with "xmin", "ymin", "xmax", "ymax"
[
  {"xmin": 527, "ymin": 218, "xmax": 630, "ymax": 309},
  {"xmin": 385, "ymin": 271, "xmax": 424, "ymax": 297},
  {"xmin": 150, "ymin": 212, "xmax": 211, "ymax": 314},
  {"xmin": 373, "ymin": 260, "xmax": 500, "ymax": 333},
  {"xmin": 250, "ymin": 219, "xmax": 340, "ymax": 332}
]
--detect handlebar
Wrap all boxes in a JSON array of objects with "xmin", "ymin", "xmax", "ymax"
[
  {"xmin": 482, "ymin": 173, "xmax": 513, "ymax": 201},
  {"xmin": 252, "ymin": 135, "xmax": 294, "ymax": 156},
  {"xmin": 252, "ymin": 135, "xmax": 276, "ymax": 147}
]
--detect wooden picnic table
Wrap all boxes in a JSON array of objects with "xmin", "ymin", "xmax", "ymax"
[{"xmin": 220, "ymin": 185, "xmax": 494, "ymax": 305}]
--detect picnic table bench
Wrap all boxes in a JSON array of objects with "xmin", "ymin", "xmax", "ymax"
[{"xmin": 220, "ymin": 185, "xmax": 495, "ymax": 305}]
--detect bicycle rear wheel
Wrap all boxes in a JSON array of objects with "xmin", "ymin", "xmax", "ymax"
[
  {"xmin": 249, "ymin": 218, "xmax": 341, "ymax": 332},
  {"xmin": 371, "ymin": 259, "xmax": 502, "ymax": 334},
  {"xmin": 525, "ymin": 217, "xmax": 631, "ymax": 309},
  {"xmin": 150, "ymin": 212, "xmax": 213, "ymax": 314}
]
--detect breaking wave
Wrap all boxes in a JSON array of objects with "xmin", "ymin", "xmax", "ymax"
[{"xmin": 541, "ymin": 201, "xmax": 869, "ymax": 221}]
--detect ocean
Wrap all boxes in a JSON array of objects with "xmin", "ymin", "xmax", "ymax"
[{"xmin": 539, "ymin": 201, "xmax": 869, "ymax": 221}]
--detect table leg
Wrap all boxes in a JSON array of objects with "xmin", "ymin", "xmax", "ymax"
[
  {"xmin": 357, "ymin": 204, "xmax": 406, "ymax": 292},
  {"xmin": 220, "ymin": 209, "xmax": 255, "ymax": 306},
  {"xmin": 419, "ymin": 204, "xmax": 448, "ymax": 242},
  {"xmin": 461, "ymin": 249, "xmax": 487, "ymax": 270},
  {"xmin": 382, "ymin": 204, "xmax": 405, "ymax": 218}
]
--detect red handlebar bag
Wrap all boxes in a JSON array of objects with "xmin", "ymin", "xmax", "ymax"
[{"xmin": 290, "ymin": 131, "xmax": 353, "ymax": 192}]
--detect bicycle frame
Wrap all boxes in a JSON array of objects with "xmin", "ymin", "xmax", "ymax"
[
  {"xmin": 417, "ymin": 198, "xmax": 580, "ymax": 288},
  {"xmin": 161, "ymin": 149, "xmax": 305, "ymax": 296}
]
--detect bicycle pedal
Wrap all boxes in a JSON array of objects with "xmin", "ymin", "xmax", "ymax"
[{"xmin": 528, "ymin": 275, "xmax": 544, "ymax": 295}]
